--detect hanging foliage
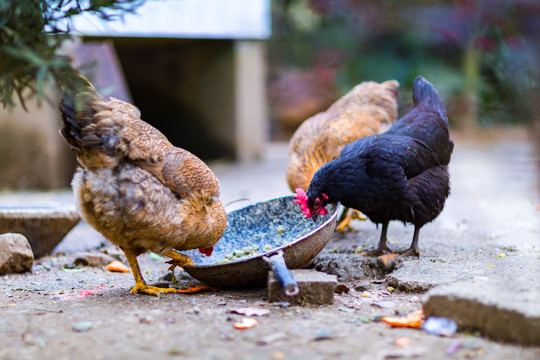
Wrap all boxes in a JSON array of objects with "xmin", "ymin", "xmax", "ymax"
[{"xmin": 0, "ymin": 0, "xmax": 145, "ymax": 109}]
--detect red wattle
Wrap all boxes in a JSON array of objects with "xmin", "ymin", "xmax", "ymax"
[
  {"xmin": 198, "ymin": 247, "xmax": 214, "ymax": 256},
  {"xmin": 294, "ymin": 188, "xmax": 312, "ymax": 218}
]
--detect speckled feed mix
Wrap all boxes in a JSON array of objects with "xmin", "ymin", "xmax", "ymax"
[{"xmin": 184, "ymin": 196, "xmax": 337, "ymax": 266}]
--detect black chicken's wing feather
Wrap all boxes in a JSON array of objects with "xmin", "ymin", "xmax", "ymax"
[{"xmin": 341, "ymin": 134, "xmax": 441, "ymax": 178}]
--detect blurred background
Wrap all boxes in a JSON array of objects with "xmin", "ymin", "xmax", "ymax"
[
  {"xmin": 0, "ymin": 0, "xmax": 539, "ymax": 190},
  {"xmin": 268, "ymin": 0, "xmax": 540, "ymax": 138}
]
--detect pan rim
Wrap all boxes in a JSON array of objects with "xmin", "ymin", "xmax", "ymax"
[{"xmin": 184, "ymin": 195, "xmax": 342, "ymax": 269}]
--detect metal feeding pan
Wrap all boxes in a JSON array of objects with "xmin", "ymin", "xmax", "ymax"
[{"xmin": 183, "ymin": 195, "xmax": 341, "ymax": 293}]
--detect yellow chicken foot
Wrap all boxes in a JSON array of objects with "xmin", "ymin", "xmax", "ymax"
[
  {"xmin": 335, "ymin": 208, "xmax": 367, "ymax": 233},
  {"xmin": 122, "ymin": 247, "xmax": 177, "ymax": 296},
  {"xmin": 164, "ymin": 250, "xmax": 195, "ymax": 285}
]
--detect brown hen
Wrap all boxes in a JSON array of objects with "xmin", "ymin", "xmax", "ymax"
[
  {"xmin": 59, "ymin": 73, "xmax": 226, "ymax": 296},
  {"xmin": 286, "ymin": 80, "xmax": 399, "ymax": 231}
]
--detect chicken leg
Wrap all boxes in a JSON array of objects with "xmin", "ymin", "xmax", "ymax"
[
  {"xmin": 335, "ymin": 208, "xmax": 367, "ymax": 233},
  {"xmin": 164, "ymin": 250, "xmax": 195, "ymax": 285},
  {"xmin": 398, "ymin": 226, "xmax": 422, "ymax": 257},
  {"xmin": 362, "ymin": 222, "xmax": 394, "ymax": 256},
  {"xmin": 123, "ymin": 247, "xmax": 177, "ymax": 296}
]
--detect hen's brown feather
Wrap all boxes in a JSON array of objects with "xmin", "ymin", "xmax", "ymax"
[
  {"xmin": 286, "ymin": 80, "xmax": 399, "ymax": 192},
  {"xmin": 59, "ymin": 73, "xmax": 226, "ymax": 259}
]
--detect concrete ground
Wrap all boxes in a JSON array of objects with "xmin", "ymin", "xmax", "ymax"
[{"xmin": 0, "ymin": 131, "xmax": 539, "ymax": 359}]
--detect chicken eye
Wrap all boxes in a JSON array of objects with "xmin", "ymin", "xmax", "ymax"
[{"xmin": 314, "ymin": 198, "xmax": 321, "ymax": 207}]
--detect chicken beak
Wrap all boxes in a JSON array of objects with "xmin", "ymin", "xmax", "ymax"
[{"xmin": 311, "ymin": 214, "xmax": 319, "ymax": 222}]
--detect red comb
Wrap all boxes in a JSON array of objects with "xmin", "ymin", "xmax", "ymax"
[
  {"xmin": 198, "ymin": 247, "xmax": 213, "ymax": 256},
  {"xmin": 294, "ymin": 188, "xmax": 312, "ymax": 218}
]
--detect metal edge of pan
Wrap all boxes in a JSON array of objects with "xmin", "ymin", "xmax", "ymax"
[{"xmin": 184, "ymin": 198, "xmax": 343, "ymax": 271}]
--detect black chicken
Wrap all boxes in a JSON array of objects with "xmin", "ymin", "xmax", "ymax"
[{"xmin": 294, "ymin": 76, "xmax": 454, "ymax": 256}]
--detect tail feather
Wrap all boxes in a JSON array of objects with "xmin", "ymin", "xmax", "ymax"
[
  {"xmin": 412, "ymin": 76, "xmax": 448, "ymax": 124},
  {"xmin": 59, "ymin": 72, "xmax": 107, "ymax": 149},
  {"xmin": 59, "ymin": 72, "xmax": 99, "ymax": 99}
]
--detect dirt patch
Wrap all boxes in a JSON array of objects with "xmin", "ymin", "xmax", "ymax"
[{"xmin": 1, "ymin": 230, "xmax": 538, "ymax": 360}]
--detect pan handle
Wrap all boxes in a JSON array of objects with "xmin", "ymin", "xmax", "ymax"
[{"xmin": 264, "ymin": 251, "xmax": 299, "ymax": 296}]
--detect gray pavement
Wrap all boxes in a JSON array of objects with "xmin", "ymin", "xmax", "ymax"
[
  {"xmin": 1, "ymin": 136, "xmax": 539, "ymax": 347},
  {"xmin": 213, "ymin": 138, "xmax": 540, "ymax": 345}
]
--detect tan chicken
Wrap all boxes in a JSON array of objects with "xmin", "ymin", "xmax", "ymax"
[
  {"xmin": 59, "ymin": 73, "xmax": 226, "ymax": 296},
  {"xmin": 286, "ymin": 80, "xmax": 399, "ymax": 232}
]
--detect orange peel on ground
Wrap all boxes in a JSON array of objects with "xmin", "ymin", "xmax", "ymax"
[
  {"xmin": 395, "ymin": 337, "xmax": 411, "ymax": 347},
  {"xmin": 177, "ymin": 285, "xmax": 218, "ymax": 294},
  {"xmin": 105, "ymin": 260, "xmax": 130, "ymax": 273},
  {"xmin": 382, "ymin": 309, "xmax": 424, "ymax": 328},
  {"xmin": 233, "ymin": 317, "xmax": 258, "ymax": 330}
]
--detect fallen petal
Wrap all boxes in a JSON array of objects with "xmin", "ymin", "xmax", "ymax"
[
  {"xmin": 395, "ymin": 337, "xmax": 411, "ymax": 347},
  {"xmin": 230, "ymin": 307, "xmax": 271, "ymax": 317},
  {"xmin": 233, "ymin": 317, "xmax": 258, "ymax": 330},
  {"xmin": 382, "ymin": 309, "xmax": 424, "ymax": 328},
  {"xmin": 177, "ymin": 285, "xmax": 218, "ymax": 294},
  {"xmin": 105, "ymin": 260, "xmax": 130, "ymax": 273}
]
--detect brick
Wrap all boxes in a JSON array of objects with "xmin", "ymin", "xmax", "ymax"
[
  {"xmin": 267, "ymin": 269, "xmax": 337, "ymax": 305},
  {"xmin": 423, "ymin": 278, "xmax": 540, "ymax": 346}
]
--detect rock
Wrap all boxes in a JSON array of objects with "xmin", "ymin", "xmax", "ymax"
[
  {"xmin": 139, "ymin": 316, "xmax": 153, "ymax": 324},
  {"xmin": 371, "ymin": 301, "xmax": 397, "ymax": 309},
  {"xmin": 72, "ymin": 321, "xmax": 93, "ymax": 332},
  {"xmin": 311, "ymin": 253, "xmax": 385, "ymax": 282},
  {"xmin": 257, "ymin": 332, "xmax": 287, "ymax": 345},
  {"xmin": 386, "ymin": 274, "xmax": 434, "ymax": 293},
  {"xmin": 312, "ymin": 328, "xmax": 335, "ymax": 341},
  {"xmin": 423, "ymin": 278, "xmax": 540, "ymax": 346},
  {"xmin": 385, "ymin": 260, "xmax": 482, "ymax": 292},
  {"xmin": 0, "ymin": 233, "xmax": 34, "ymax": 274},
  {"xmin": 267, "ymin": 269, "xmax": 337, "ymax": 305},
  {"xmin": 0, "ymin": 203, "xmax": 80, "ymax": 258},
  {"xmin": 73, "ymin": 252, "xmax": 116, "ymax": 267},
  {"xmin": 334, "ymin": 284, "xmax": 350, "ymax": 294},
  {"xmin": 230, "ymin": 307, "xmax": 271, "ymax": 317},
  {"xmin": 353, "ymin": 280, "xmax": 373, "ymax": 291},
  {"xmin": 377, "ymin": 253, "xmax": 399, "ymax": 269}
]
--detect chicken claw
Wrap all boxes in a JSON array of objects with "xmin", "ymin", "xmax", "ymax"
[
  {"xmin": 335, "ymin": 208, "xmax": 367, "ymax": 233},
  {"xmin": 360, "ymin": 222, "xmax": 394, "ymax": 257},
  {"xmin": 398, "ymin": 248, "xmax": 422, "ymax": 257},
  {"xmin": 122, "ymin": 247, "xmax": 177, "ymax": 296},
  {"xmin": 164, "ymin": 250, "xmax": 195, "ymax": 269},
  {"xmin": 397, "ymin": 227, "xmax": 422, "ymax": 257},
  {"xmin": 131, "ymin": 283, "xmax": 177, "ymax": 296},
  {"xmin": 164, "ymin": 250, "xmax": 195, "ymax": 285},
  {"xmin": 361, "ymin": 245, "xmax": 394, "ymax": 257}
]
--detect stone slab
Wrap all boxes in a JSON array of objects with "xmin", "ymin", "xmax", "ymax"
[
  {"xmin": 0, "ymin": 202, "xmax": 80, "ymax": 258},
  {"xmin": 267, "ymin": 269, "xmax": 337, "ymax": 305},
  {"xmin": 423, "ymin": 278, "xmax": 540, "ymax": 346}
]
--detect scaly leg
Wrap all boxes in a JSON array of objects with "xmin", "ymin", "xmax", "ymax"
[
  {"xmin": 335, "ymin": 208, "xmax": 367, "ymax": 233},
  {"xmin": 399, "ymin": 226, "xmax": 422, "ymax": 257},
  {"xmin": 164, "ymin": 250, "xmax": 195, "ymax": 285},
  {"xmin": 362, "ymin": 222, "xmax": 394, "ymax": 256},
  {"xmin": 122, "ymin": 247, "xmax": 177, "ymax": 296}
]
